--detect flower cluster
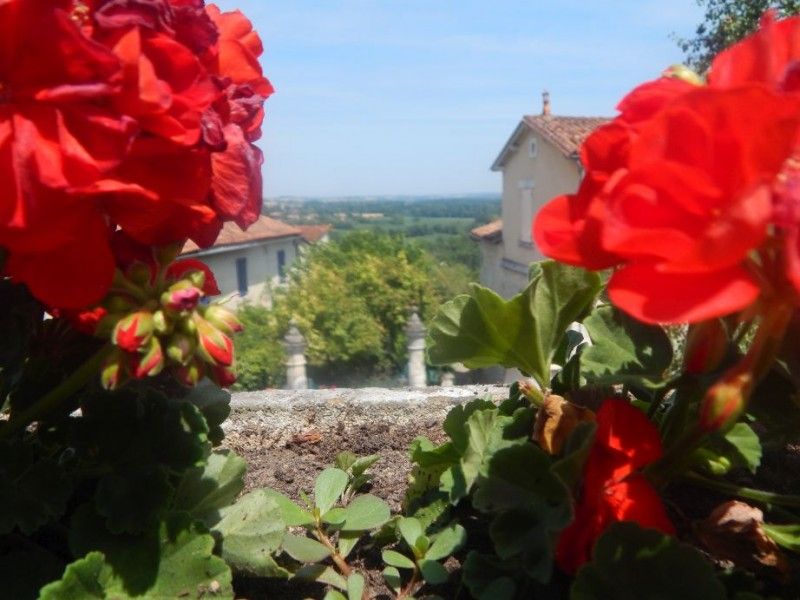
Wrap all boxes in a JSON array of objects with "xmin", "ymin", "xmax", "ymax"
[
  {"xmin": 555, "ymin": 399, "xmax": 674, "ymax": 575},
  {"xmin": 65, "ymin": 232, "xmax": 242, "ymax": 389},
  {"xmin": 533, "ymin": 13, "xmax": 800, "ymax": 325},
  {"xmin": 0, "ymin": 0, "xmax": 272, "ymax": 310}
]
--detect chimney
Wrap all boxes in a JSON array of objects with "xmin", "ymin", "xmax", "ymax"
[{"xmin": 542, "ymin": 90, "xmax": 551, "ymax": 116}]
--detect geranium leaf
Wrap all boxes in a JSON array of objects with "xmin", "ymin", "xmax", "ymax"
[
  {"xmin": 723, "ymin": 423, "xmax": 762, "ymax": 474},
  {"xmin": 183, "ymin": 379, "xmax": 231, "ymax": 446},
  {"xmin": 212, "ymin": 490, "xmax": 288, "ymax": 578},
  {"xmin": 0, "ymin": 442, "xmax": 71, "ymax": 535},
  {"xmin": 65, "ymin": 508, "xmax": 232, "ymax": 599},
  {"xmin": 462, "ymin": 552, "xmax": 517, "ymax": 600},
  {"xmin": 427, "ymin": 262, "xmax": 601, "ymax": 387},
  {"xmin": 571, "ymin": 522, "xmax": 725, "ymax": 600},
  {"xmin": 95, "ymin": 466, "xmax": 171, "ymax": 534},
  {"xmin": 340, "ymin": 494, "xmax": 390, "ymax": 531},
  {"xmin": 172, "ymin": 449, "xmax": 247, "ymax": 527},
  {"xmin": 282, "ymin": 534, "xmax": 332, "ymax": 563},
  {"xmin": 551, "ymin": 421, "xmax": 597, "ymax": 488},
  {"xmin": 581, "ymin": 305, "xmax": 673, "ymax": 388},
  {"xmin": 314, "ymin": 468, "xmax": 349, "ymax": 514}
]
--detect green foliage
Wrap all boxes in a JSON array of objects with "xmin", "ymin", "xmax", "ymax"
[
  {"xmin": 580, "ymin": 305, "xmax": 674, "ymax": 389},
  {"xmin": 427, "ymin": 261, "xmax": 602, "ymax": 387},
  {"xmin": 231, "ymin": 303, "xmax": 285, "ymax": 391},
  {"xmin": 676, "ymin": 0, "xmax": 800, "ymax": 72},
  {"xmin": 571, "ymin": 522, "xmax": 726, "ymax": 600}
]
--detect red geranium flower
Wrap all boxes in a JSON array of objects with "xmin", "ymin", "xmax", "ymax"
[
  {"xmin": 555, "ymin": 399, "xmax": 674, "ymax": 575},
  {"xmin": 534, "ymin": 13, "xmax": 800, "ymax": 324}
]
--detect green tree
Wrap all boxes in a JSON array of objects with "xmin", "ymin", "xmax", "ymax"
[
  {"xmin": 233, "ymin": 231, "xmax": 466, "ymax": 388},
  {"xmin": 677, "ymin": 0, "xmax": 800, "ymax": 72}
]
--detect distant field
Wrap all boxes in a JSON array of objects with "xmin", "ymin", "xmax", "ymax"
[{"xmin": 264, "ymin": 195, "xmax": 501, "ymax": 275}]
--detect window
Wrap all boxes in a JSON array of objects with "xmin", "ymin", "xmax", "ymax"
[
  {"xmin": 277, "ymin": 249, "xmax": 286, "ymax": 281},
  {"xmin": 517, "ymin": 179, "xmax": 535, "ymax": 244},
  {"xmin": 235, "ymin": 257, "xmax": 248, "ymax": 296},
  {"xmin": 528, "ymin": 137, "xmax": 539, "ymax": 158}
]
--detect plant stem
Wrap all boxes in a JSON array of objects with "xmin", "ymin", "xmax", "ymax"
[
  {"xmin": 314, "ymin": 526, "xmax": 352, "ymax": 577},
  {"xmin": 682, "ymin": 471, "xmax": 800, "ymax": 508},
  {"xmin": 0, "ymin": 345, "xmax": 111, "ymax": 439},
  {"xmin": 397, "ymin": 564, "xmax": 420, "ymax": 600}
]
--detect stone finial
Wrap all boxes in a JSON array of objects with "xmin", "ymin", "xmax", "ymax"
[
  {"xmin": 404, "ymin": 307, "xmax": 426, "ymax": 340},
  {"xmin": 282, "ymin": 319, "xmax": 307, "ymax": 354},
  {"xmin": 542, "ymin": 90, "xmax": 551, "ymax": 116}
]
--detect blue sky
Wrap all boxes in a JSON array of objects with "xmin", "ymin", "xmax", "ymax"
[{"xmin": 213, "ymin": 1, "xmax": 704, "ymax": 198}]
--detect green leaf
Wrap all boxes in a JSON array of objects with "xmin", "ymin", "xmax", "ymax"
[
  {"xmin": 419, "ymin": 560, "xmax": 449, "ymax": 585},
  {"xmin": 212, "ymin": 490, "xmax": 289, "ymax": 578},
  {"xmin": 95, "ymin": 466, "xmax": 171, "ymax": 534},
  {"xmin": 347, "ymin": 572, "xmax": 365, "ymax": 600},
  {"xmin": 335, "ymin": 451, "xmax": 358, "ymax": 472},
  {"xmin": 341, "ymin": 494, "xmax": 390, "ymax": 531},
  {"xmin": 427, "ymin": 263, "xmax": 600, "ymax": 386},
  {"xmin": 338, "ymin": 530, "xmax": 361, "ymax": 559},
  {"xmin": 315, "ymin": 468, "xmax": 349, "ymax": 514},
  {"xmin": 398, "ymin": 517, "xmax": 424, "ymax": 548},
  {"xmin": 551, "ymin": 421, "xmax": 597, "ymax": 487},
  {"xmin": 0, "ymin": 442, "xmax": 72, "ymax": 535},
  {"xmin": 323, "ymin": 507, "xmax": 347, "ymax": 526},
  {"xmin": 724, "ymin": 423, "xmax": 762, "ymax": 474},
  {"xmin": 262, "ymin": 489, "xmax": 315, "ymax": 527},
  {"xmin": 571, "ymin": 522, "xmax": 725, "ymax": 600},
  {"xmin": 323, "ymin": 591, "xmax": 348, "ymax": 600},
  {"xmin": 64, "ymin": 510, "xmax": 232, "ymax": 599},
  {"xmin": 383, "ymin": 566, "xmax": 402, "ymax": 592},
  {"xmin": 351, "ymin": 455, "xmax": 380, "ymax": 477},
  {"xmin": 426, "ymin": 523, "xmax": 466, "ymax": 561},
  {"xmin": 462, "ymin": 552, "xmax": 516, "ymax": 600},
  {"xmin": 443, "ymin": 399, "xmax": 496, "ymax": 454},
  {"xmin": 581, "ymin": 305, "xmax": 673, "ymax": 388},
  {"xmin": 183, "ymin": 379, "xmax": 231, "ymax": 446},
  {"xmin": 763, "ymin": 523, "xmax": 800, "ymax": 552},
  {"xmin": 382, "ymin": 549, "xmax": 416, "ymax": 569},
  {"xmin": 295, "ymin": 564, "xmax": 347, "ymax": 590},
  {"xmin": 473, "ymin": 444, "xmax": 571, "ymax": 581},
  {"xmin": 282, "ymin": 534, "xmax": 332, "ymax": 563},
  {"xmin": 172, "ymin": 449, "xmax": 247, "ymax": 527}
]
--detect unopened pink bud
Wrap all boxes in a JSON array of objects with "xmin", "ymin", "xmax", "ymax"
[
  {"xmin": 684, "ymin": 320, "xmax": 728, "ymax": 375},
  {"xmin": 698, "ymin": 370, "xmax": 752, "ymax": 433},
  {"xmin": 166, "ymin": 333, "xmax": 196, "ymax": 366},
  {"xmin": 101, "ymin": 349, "xmax": 127, "ymax": 391},
  {"xmin": 211, "ymin": 364, "xmax": 237, "ymax": 387},
  {"xmin": 161, "ymin": 283, "xmax": 201, "ymax": 312}
]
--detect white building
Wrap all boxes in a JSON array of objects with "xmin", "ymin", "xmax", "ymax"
[
  {"xmin": 182, "ymin": 216, "xmax": 304, "ymax": 308},
  {"xmin": 473, "ymin": 93, "xmax": 608, "ymax": 297}
]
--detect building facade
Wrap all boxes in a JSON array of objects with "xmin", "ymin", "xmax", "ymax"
[{"xmin": 474, "ymin": 94, "xmax": 608, "ymax": 297}]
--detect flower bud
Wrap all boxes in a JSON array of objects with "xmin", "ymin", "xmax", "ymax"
[
  {"xmin": 662, "ymin": 64, "xmax": 704, "ymax": 85},
  {"xmin": 112, "ymin": 310, "xmax": 154, "ymax": 352},
  {"xmin": 161, "ymin": 282, "xmax": 201, "ymax": 312},
  {"xmin": 210, "ymin": 364, "xmax": 237, "ymax": 387},
  {"xmin": 684, "ymin": 320, "xmax": 728, "ymax": 375},
  {"xmin": 152, "ymin": 310, "xmax": 169, "ymax": 335},
  {"xmin": 131, "ymin": 337, "xmax": 165, "ymax": 379},
  {"xmin": 101, "ymin": 349, "xmax": 127, "ymax": 391},
  {"xmin": 194, "ymin": 314, "xmax": 234, "ymax": 367},
  {"xmin": 174, "ymin": 359, "xmax": 205, "ymax": 387},
  {"xmin": 203, "ymin": 304, "xmax": 243, "ymax": 335},
  {"xmin": 166, "ymin": 332, "xmax": 196, "ymax": 366},
  {"xmin": 697, "ymin": 369, "xmax": 753, "ymax": 434}
]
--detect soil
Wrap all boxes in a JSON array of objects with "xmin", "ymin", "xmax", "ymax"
[{"xmin": 219, "ymin": 388, "xmax": 506, "ymax": 599}]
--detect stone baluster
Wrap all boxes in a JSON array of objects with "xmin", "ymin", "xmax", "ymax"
[
  {"xmin": 405, "ymin": 308, "xmax": 427, "ymax": 388},
  {"xmin": 283, "ymin": 319, "xmax": 308, "ymax": 390}
]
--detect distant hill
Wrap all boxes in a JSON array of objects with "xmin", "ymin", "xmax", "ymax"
[{"xmin": 264, "ymin": 192, "xmax": 500, "ymax": 204}]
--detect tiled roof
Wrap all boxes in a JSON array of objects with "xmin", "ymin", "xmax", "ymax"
[
  {"xmin": 523, "ymin": 115, "xmax": 610, "ymax": 157},
  {"xmin": 491, "ymin": 114, "xmax": 610, "ymax": 171},
  {"xmin": 470, "ymin": 219, "xmax": 503, "ymax": 243},
  {"xmin": 296, "ymin": 224, "xmax": 332, "ymax": 243},
  {"xmin": 182, "ymin": 215, "xmax": 302, "ymax": 254}
]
